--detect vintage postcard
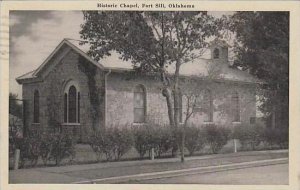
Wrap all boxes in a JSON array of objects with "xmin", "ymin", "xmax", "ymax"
[{"xmin": 0, "ymin": 1, "xmax": 299, "ymax": 190}]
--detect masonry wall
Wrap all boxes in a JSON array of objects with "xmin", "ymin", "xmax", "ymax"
[
  {"xmin": 21, "ymin": 47, "xmax": 257, "ymax": 141},
  {"xmin": 106, "ymin": 72, "xmax": 257, "ymax": 128},
  {"xmin": 22, "ymin": 47, "xmax": 105, "ymax": 141}
]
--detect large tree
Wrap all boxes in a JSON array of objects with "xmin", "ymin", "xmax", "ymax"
[
  {"xmin": 224, "ymin": 12, "xmax": 289, "ymax": 129},
  {"xmin": 80, "ymin": 11, "xmax": 217, "ymax": 162}
]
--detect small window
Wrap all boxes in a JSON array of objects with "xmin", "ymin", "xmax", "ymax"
[
  {"xmin": 232, "ymin": 92, "xmax": 240, "ymax": 122},
  {"xmin": 134, "ymin": 85, "xmax": 146, "ymax": 123},
  {"xmin": 33, "ymin": 90, "xmax": 39, "ymax": 123},
  {"xmin": 213, "ymin": 48, "xmax": 220, "ymax": 59}
]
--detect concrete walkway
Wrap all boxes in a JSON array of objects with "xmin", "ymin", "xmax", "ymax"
[{"xmin": 9, "ymin": 149, "xmax": 288, "ymax": 184}]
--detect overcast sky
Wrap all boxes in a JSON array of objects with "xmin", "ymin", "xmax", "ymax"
[{"xmin": 9, "ymin": 11, "xmax": 232, "ymax": 97}]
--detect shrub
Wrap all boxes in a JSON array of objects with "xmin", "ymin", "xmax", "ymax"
[
  {"xmin": 18, "ymin": 133, "xmax": 41, "ymax": 167},
  {"xmin": 204, "ymin": 124, "xmax": 230, "ymax": 154},
  {"xmin": 263, "ymin": 127, "xmax": 288, "ymax": 149},
  {"xmin": 47, "ymin": 133, "xmax": 76, "ymax": 166},
  {"xmin": 110, "ymin": 127, "xmax": 134, "ymax": 160},
  {"xmin": 132, "ymin": 124, "xmax": 175, "ymax": 159},
  {"xmin": 17, "ymin": 131, "xmax": 76, "ymax": 167},
  {"xmin": 184, "ymin": 125, "xmax": 206, "ymax": 156},
  {"xmin": 89, "ymin": 130, "xmax": 114, "ymax": 161},
  {"xmin": 89, "ymin": 126, "xmax": 134, "ymax": 161},
  {"xmin": 233, "ymin": 124, "xmax": 263, "ymax": 150},
  {"xmin": 132, "ymin": 125, "xmax": 153, "ymax": 158},
  {"xmin": 152, "ymin": 126, "xmax": 174, "ymax": 157}
]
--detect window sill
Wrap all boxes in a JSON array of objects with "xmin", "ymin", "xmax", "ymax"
[
  {"xmin": 132, "ymin": 122, "xmax": 147, "ymax": 126},
  {"xmin": 232, "ymin": 121, "xmax": 241, "ymax": 124},
  {"xmin": 203, "ymin": 122, "xmax": 214, "ymax": 125},
  {"xmin": 32, "ymin": 123, "xmax": 40, "ymax": 125},
  {"xmin": 61, "ymin": 123, "xmax": 81, "ymax": 126}
]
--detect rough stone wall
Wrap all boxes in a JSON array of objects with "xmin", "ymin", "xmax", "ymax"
[
  {"xmin": 22, "ymin": 48, "xmax": 105, "ymax": 141},
  {"xmin": 106, "ymin": 72, "xmax": 256, "ymax": 128}
]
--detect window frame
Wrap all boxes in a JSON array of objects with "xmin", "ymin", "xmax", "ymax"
[
  {"xmin": 63, "ymin": 81, "xmax": 80, "ymax": 124},
  {"xmin": 231, "ymin": 91, "xmax": 240, "ymax": 122},
  {"xmin": 203, "ymin": 89, "xmax": 213, "ymax": 123},
  {"xmin": 213, "ymin": 48, "xmax": 220, "ymax": 59},
  {"xmin": 133, "ymin": 84, "xmax": 147, "ymax": 124}
]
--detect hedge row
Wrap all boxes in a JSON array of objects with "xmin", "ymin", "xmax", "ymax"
[
  {"xmin": 10, "ymin": 124, "xmax": 288, "ymax": 167},
  {"xmin": 89, "ymin": 124, "xmax": 289, "ymax": 161},
  {"xmin": 10, "ymin": 132, "xmax": 75, "ymax": 168},
  {"xmin": 232, "ymin": 125, "xmax": 288, "ymax": 150},
  {"xmin": 88, "ymin": 124, "xmax": 232, "ymax": 161}
]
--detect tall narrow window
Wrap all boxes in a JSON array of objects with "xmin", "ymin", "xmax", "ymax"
[
  {"xmin": 203, "ymin": 89, "xmax": 213, "ymax": 122},
  {"xmin": 64, "ymin": 93, "xmax": 67, "ymax": 123},
  {"xmin": 213, "ymin": 48, "xmax": 220, "ymax": 59},
  {"xmin": 64, "ymin": 82, "xmax": 80, "ymax": 124},
  {"xmin": 33, "ymin": 90, "xmax": 39, "ymax": 123},
  {"xmin": 134, "ymin": 85, "xmax": 146, "ymax": 123},
  {"xmin": 78, "ymin": 92, "xmax": 80, "ymax": 123},
  {"xmin": 68, "ymin": 85, "xmax": 77, "ymax": 123},
  {"xmin": 232, "ymin": 92, "xmax": 240, "ymax": 122}
]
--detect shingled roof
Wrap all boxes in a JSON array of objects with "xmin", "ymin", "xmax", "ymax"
[{"xmin": 16, "ymin": 39, "xmax": 260, "ymax": 84}]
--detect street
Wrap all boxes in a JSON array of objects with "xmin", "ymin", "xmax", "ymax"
[
  {"xmin": 9, "ymin": 150, "xmax": 288, "ymax": 184},
  {"xmin": 127, "ymin": 163, "xmax": 288, "ymax": 184}
]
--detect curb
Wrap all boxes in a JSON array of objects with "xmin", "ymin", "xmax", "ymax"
[{"xmin": 73, "ymin": 157, "xmax": 288, "ymax": 184}]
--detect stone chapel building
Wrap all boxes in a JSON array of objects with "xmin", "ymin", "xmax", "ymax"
[{"xmin": 16, "ymin": 39, "xmax": 259, "ymax": 141}]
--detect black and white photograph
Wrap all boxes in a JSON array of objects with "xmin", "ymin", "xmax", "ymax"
[{"xmin": 2, "ymin": 1, "xmax": 295, "ymax": 187}]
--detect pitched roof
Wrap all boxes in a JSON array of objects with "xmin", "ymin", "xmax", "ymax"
[{"xmin": 16, "ymin": 39, "xmax": 260, "ymax": 84}]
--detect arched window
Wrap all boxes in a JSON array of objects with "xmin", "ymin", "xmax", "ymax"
[
  {"xmin": 33, "ymin": 90, "xmax": 39, "ymax": 123},
  {"xmin": 64, "ymin": 84, "xmax": 80, "ymax": 123},
  {"xmin": 69, "ymin": 86, "xmax": 77, "ymax": 123},
  {"xmin": 134, "ymin": 85, "xmax": 146, "ymax": 123},
  {"xmin": 213, "ymin": 48, "xmax": 220, "ymax": 59},
  {"xmin": 232, "ymin": 92, "xmax": 240, "ymax": 122},
  {"xmin": 203, "ymin": 89, "xmax": 213, "ymax": 122}
]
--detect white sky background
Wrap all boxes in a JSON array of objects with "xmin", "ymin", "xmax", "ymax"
[{"xmin": 9, "ymin": 11, "xmax": 233, "ymax": 97}]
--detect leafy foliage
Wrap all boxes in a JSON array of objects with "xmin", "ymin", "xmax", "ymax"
[
  {"xmin": 77, "ymin": 55, "xmax": 103, "ymax": 131},
  {"xmin": 233, "ymin": 124, "xmax": 264, "ymax": 150},
  {"xmin": 132, "ymin": 125, "xmax": 176, "ymax": 158},
  {"xmin": 184, "ymin": 125, "xmax": 206, "ymax": 156},
  {"xmin": 224, "ymin": 12, "xmax": 289, "ymax": 128},
  {"xmin": 132, "ymin": 125, "xmax": 151, "ymax": 158},
  {"xmin": 80, "ymin": 11, "xmax": 218, "ymax": 162},
  {"xmin": 13, "ymin": 132, "xmax": 75, "ymax": 168},
  {"xmin": 204, "ymin": 124, "xmax": 230, "ymax": 154},
  {"xmin": 9, "ymin": 93, "xmax": 23, "ymax": 118},
  {"xmin": 89, "ymin": 126, "xmax": 134, "ymax": 161},
  {"xmin": 263, "ymin": 127, "xmax": 288, "ymax": 149}
]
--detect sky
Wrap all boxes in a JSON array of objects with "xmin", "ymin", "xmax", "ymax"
[{"xmin": 9, "ymin": 11, "xmax": 233, "ymax": 97}]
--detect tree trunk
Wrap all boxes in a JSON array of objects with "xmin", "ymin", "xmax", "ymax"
[
  {"xmin": 174, "ymin": 60, "xmax": 185, "ymax": 162},
  {"xmin": 162, "ymin": 87, "xmax": 175, "ymax": 127},
  {"xmin": 181, "ymin": 129, "xmax": 185, "ymax": 162}
]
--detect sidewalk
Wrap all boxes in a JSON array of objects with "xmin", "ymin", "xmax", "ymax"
[{"xmin": 9, "ymin": 149, "xmax": 288, "ymax": 184}]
